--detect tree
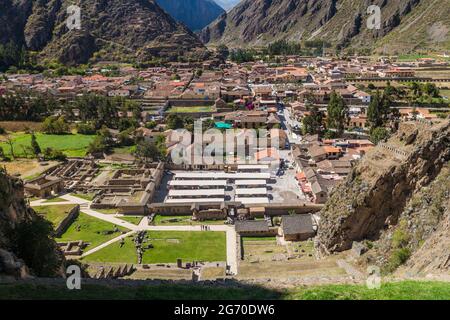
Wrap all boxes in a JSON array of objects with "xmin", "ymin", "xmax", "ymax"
[
  {"xmin": 30, "ymin": 133, "xmax": 41, "ymax": 157},
  {"xmin": 42, "ymin": 116, "xmax": 69, "ymax": 134},
  {"xmin": 326, "ymin": 91, "xmax": 349, "ymax": 136},
  {"xmin": 9, "ymin": 216, "xmax": 63, "ymax": 277},
  {"xmin": 76, "ymin": 122, "xmax": 96, "ymax": 135},
  {"xmin": 43, "ymin": 148, "xmax": 67, "ymax": 161},
  {"xmin": 423, "ymin": 83, "xmax": 440, "ymax": 98},
  {"xmin": 216, "ymin": 45, "xmax": 230, "ymax": 61},
  {"xmin": 367, "ymin": 90, "xmax": 395, "ymax": 131},
  {"xmin": 145, "ymin": 121, "xmax": 157, "ymax": 129},
  {"xmin": 302, "ymin": 105, "xmax": 323, "ymax": 135},
  {"xmin": 370, "ymin": 127, "xmax": 389, "ymax": 144},
  {"xmin": 135, "ymin": 140, "xmax": 159, "ymax": 162},
  {"xmin": 410, "ymin": 82, "xmax": 421, "ymax": 97},
  {"xmin": 87, "ymin": 135, "xmax": 107, "ymax": 154},
  {"xmin": 166, "ymin": 114, "xmax": 184, "ymax": 130},
  {"xmin": 367, "ymin": 91, "xmax": 385, "ymax": 129},
  {"xmin": 5, "ymin": 135, "xmax": 15, "ymax": 159}
]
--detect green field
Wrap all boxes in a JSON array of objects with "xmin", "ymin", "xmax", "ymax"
[
  {"xmin": 286, "ymin": 281, "xmax": 450, "ymax": 300},
  {"xmin": 242, "ymin": 236, "xmax": 276, "ymax": 242},
  {"xmin": 1, "ymin": 280, "xmax": 449, "ymax": 300},
  {"xmin": 119, "ymin": 216, "xmax": 143, "ymax": 225},
  {"xmin": 34, "ymin": 204, "xmax": 77, "ymax": 229},
  {"xmin": 153, "ymin": 215, "xmax": 225, "ymax": 226},
  {"xmin": 57, "ymin": 212, "xmax": 128, "ymax": 249},
  {"xmin": 142, "ymin": 231, "xmax": 227, "ymax": 263},
  {"xmin": 70, "ymin": 193, "xmax": 96, "ymax": 201},
  {"xmin": 167, "ymin": 106, "xmax": 214, "ymax": 113},
  {"xmin": 82, "ymin": 236, "xmax": 137, "ymax": 263},
  {"xmin": 397, "ymin": 54, "xmax": 433, "ymax": 61},
  {"xmin": 43, "ymin": 197, "xmax": 67, "ymax": 203},
  {"xmin": 0, "ymin": 133, "xmax": 95, "ymax": 158},
  {"xmin": 82, "ymin": 231, "xmax": 226, "ymax": 264}
]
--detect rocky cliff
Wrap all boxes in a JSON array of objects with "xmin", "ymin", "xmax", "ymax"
[
  {"xmin": 0, "ymin": 0, "xmax": 207, "ymax": 65},
  {"xmin": 200, "ymin": 0, "xmax": 449, "ymax": 53},
  {"xmin": 0, "ymin": 169, "xmax": 63, "ymax": 278},
  {"xmin": 156, "ymin": 0, "xmax": 225, "ymax": 31},
  {"xmin": 317, "ymin": 119, "xmax": 450, "ymax": 275}
]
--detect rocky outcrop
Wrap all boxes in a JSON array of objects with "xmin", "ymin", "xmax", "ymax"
[
  {"xmin": 0, "ymin": 0, "xmax": 207, "ymax": 65},
  {"xmin": 200, "ymin": 0, "xmax": 338, "ymax": 46},
  {"xmin": 156, "ymin": 0, "xmax": 225, "ymax": 31},
  {"xmin": 318, "ymin": 120, "xmax": 450, "ymax": 251},
  {"xmin": 200, "ymin": 0, "xmax": 449, "ymax": 53},
  {"xmin": 0, "ymin": 169, "xmax": 63, "ymax": 278},
  {"xmin": 317, "ymin": 119, "xmax": 450, "ymax": 274}
]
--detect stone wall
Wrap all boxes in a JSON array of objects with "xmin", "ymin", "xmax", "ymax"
[{"xmin": 54, "ymin": 205, "xmax": 80, "ymax": 237}]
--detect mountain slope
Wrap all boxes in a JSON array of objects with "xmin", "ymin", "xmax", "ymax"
[
  {"xmin": 0, "ymin": 169, "xmax": 64, "ymax": 278},
  {"xmin": 214, "ymin": 0, "xmax": 242, "ymax": 11},
  {"xmin": 156, "ymin": 0, "xmax": 225, "ymax": 31},
  {"xmin": 200, "ymin": 0, "xmax": 449, "ymax": 53},
  {"xmin": 317, "ymin": 119, "xmax": 450, "ymax": 275},
  {"xmin": 0, "ymin": 0, "xmax": 207, "ymax": 65}
]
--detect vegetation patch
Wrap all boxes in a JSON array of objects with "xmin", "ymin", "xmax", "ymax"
[
  {"xmin": 34, "ymin": 204, "xmax": 77, "ymax": 229},
  {"xmin": 70, "ymin": 193, "xmax": 96, "ymax": 201},
  {"xmin": 0, "ymin": 133, "xmax": 95, "ymax": 158},
  {"xmin": 57, "ymin": 212, "xmax": 128, "ymax": 250},
  {"xmin": 82, "ymin": 236, "xmax": 137, "ymax": 263},
  {"xmin": 153, "ymin": 215, "xmax": 225, "ymax": 226},
  {"xmin": 142, "ymin": 231, "xmax": 226, "ymax": 264},
  {"xmin": 1, "ymin": 280, "xmax": 449, "ymax": 300},
  {"xmin": 43, "ymin": 197, "xmax": 67, "ymax": 203},
  {"xmin": 119, "ymin": 216, "xmax": 143, "ymax": 225},
  {"xmin": 167, "ymin": 106, "xmax": 214, "ymax": 113}
]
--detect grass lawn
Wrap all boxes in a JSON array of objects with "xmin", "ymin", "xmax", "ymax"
[
  {"xmin": 95, "ymin": 208, "xmax": 118, "ymax": 215},
  {"xmin": 43, "ymin": 197, "xmax": 67, "ymax": 203},
  {"xmin": 167, "ymin": 106, "xmax": 214, "ymax": 113},
  {"xmin": 153, "ymin": 215, "xmax": 225, "ymax": 226},
  {"xmin": 1, "ymin": 280, "xmax": 449, "ymax": 300},
  {"xmin": 82, "ymin": 236, "xmax": 137, "ymax": 264},
  {"xmin": 242, "ymin": 236, "xmax": 276, "ymax": 242},
  {"xmin": 34, "ymin": 204, "xmax": 77, "ymax": 229},
  {"xmin": 70, "ymin": 193, "xmax": 96, "ymax": 201},
  {"xmin": 113, "ymin": 145, "xmax": 136, "ymax": 154},
  {"xmin": 0, "ymin": 133, "xmax": 95, "ymax": 158},
  {"xmin": 397, "ymin": 54, "xmax": 433, "ymax": 61},
  {"xmin": 57, "ymin": 212, "xmax": 128, "ymax": 249},
  {"xmin": 440, "ymin": 89, "xmax": 450, "ymax": 99},
  {"xmin": 287, "ymin": 281, "xmax": 450, "ymax": 300},
  {"xmin": 142, "ymin": 231, "xmax": 226, "ymax": 264},
  {"xmin": 119, "ymin": 216, "xmax": 143, "ymax": 225}
]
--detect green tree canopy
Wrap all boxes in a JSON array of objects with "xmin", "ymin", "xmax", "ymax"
[{"xmin": 326, "ymin": 91, "xmax": 349, "ymax": 136}]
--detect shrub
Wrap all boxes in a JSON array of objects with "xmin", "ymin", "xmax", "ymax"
[{"xmin": 76, "ymin": 122, "xmax": 96, "ymax": 135}]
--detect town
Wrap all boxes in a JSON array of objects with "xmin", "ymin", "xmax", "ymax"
[{"xmin": 1, "ymin": 50, "xmax": 449, "ymax": 283}]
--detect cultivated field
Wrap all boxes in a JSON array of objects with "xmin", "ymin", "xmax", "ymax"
[{"xmin": 0, "ymin": 133, "xmax": 95, "ymax": 158}]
